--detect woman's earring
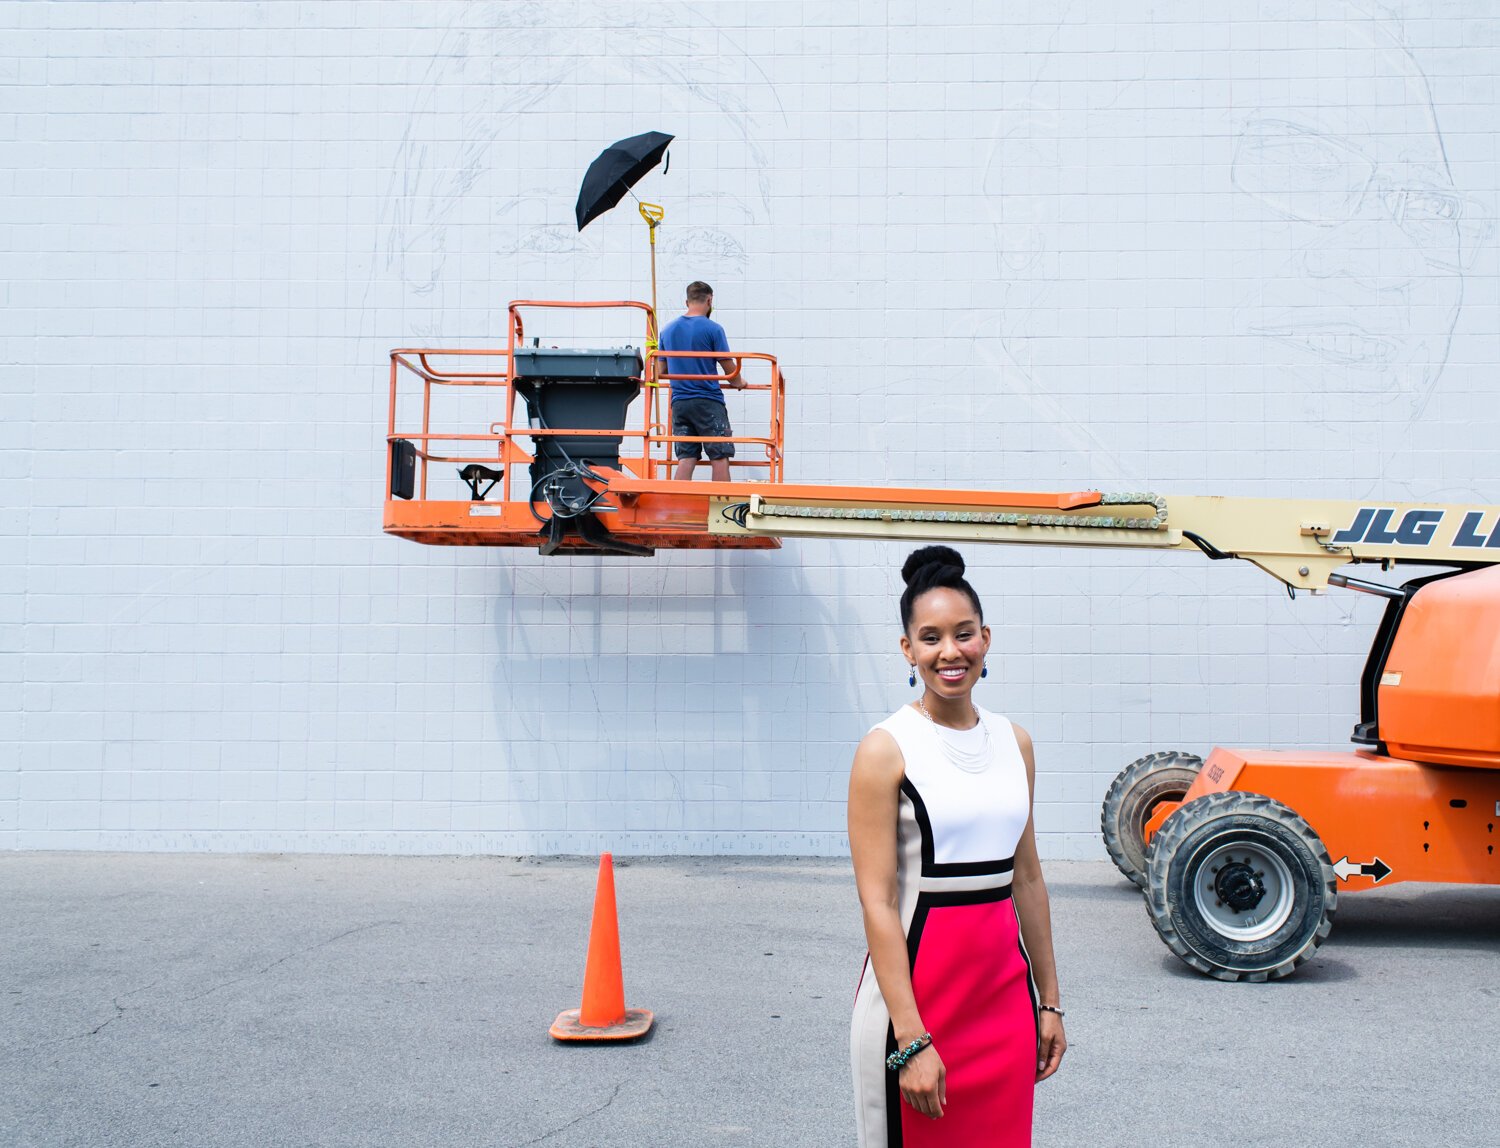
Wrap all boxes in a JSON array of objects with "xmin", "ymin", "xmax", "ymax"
[
  {"xmin": 908, "ymin": 666, "xmax": 917, "ymax": 688},
  {"xmin": 980, "ymin": 662, "xmax": 989, "ymax": 679}
]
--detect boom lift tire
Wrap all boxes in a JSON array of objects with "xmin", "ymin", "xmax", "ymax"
[
  {"xmin": 1143, "ymin": 791, "xmax": 1337, "ymax": 982},
  {"xmin": 1101, "ymin": 751, "xmax": 1203, "ymax": 889}
]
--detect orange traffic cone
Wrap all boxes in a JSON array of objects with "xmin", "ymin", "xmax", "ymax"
[{"xmin": 549, "ymin": 853, "xmax": 654, "ymax": 1041}]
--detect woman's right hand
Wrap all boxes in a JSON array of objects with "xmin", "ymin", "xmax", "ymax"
[{"xmin": 899, "ymin": 1044, "xmax": 946, "ymax": 1119}]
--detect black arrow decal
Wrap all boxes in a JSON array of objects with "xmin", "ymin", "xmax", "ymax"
[{"xmin": 1333, "ymin": 855, "xmax": 1394, "ymax": 883}]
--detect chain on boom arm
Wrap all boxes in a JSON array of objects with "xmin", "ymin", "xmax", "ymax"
[{"xmin": 695, "ymin": 485, "xmax": 1500, "ymax": 592}]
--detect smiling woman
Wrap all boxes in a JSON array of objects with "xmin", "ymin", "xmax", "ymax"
[{"xmin": 847, "ymin": 547, "xmax": 1066, "ymax": 1147}]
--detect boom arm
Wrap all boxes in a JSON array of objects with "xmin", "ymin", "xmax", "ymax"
[
  {"xmin": 383, "ymin": 313, "xmax": 1500, "ymax": 586},
  {"xmin": 698, "ymin": 485, "xmax": 1500, "ymax": 591}
]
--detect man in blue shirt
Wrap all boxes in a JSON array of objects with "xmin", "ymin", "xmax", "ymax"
[{"xmin": 658, "ymin": 281, "xmax": 744, "ymax": 481}]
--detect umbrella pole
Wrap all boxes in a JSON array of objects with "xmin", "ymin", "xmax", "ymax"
[
  {"xmin": 638, "ymin": 201, "xmax": 666, "ymax": 476},
  {"xmin": 638, "ymin": 201, "xmax": 665, "ymax": 346}
]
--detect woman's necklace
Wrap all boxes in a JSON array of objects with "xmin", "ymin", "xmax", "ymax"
[{"xmin": 916, "ymin": 696, "xmax": 992, "ymax": 773}]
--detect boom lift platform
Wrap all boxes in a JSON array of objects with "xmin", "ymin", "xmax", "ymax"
[{"xmin": 387, "ymin": 299, "xmax": 1500, "ymax": 981}]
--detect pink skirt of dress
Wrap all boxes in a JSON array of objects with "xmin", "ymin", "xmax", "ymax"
[{"xmin": 851, "ymin": 886, "xmax": 1038, "ymax": 1147}]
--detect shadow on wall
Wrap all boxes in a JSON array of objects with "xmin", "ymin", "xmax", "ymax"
[{"xmin": 483, "ymin": 547, "xmax": 878, "ymax": 847}]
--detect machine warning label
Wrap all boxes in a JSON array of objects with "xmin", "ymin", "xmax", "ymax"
[
  {"xmin": 1380, "ymin": 672, "xmax": 1403, "ymax": 687},
  {"xmin": 1333, "ymin": 855, "xmax": 1392, "ymax": 883},
  {"xmin": 1332, "ymin": 506, "xmax": 1500, "ymax": 549}
]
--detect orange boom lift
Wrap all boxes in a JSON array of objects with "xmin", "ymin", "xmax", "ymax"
[{"xmin": 386, "ymin": 299, "xmax": 1500, "ymax": 981}]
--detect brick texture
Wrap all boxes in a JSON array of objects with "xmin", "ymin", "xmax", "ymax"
[{"xmin": 5, "ymin": 1, "xmax": 1498, "ymax": 856}]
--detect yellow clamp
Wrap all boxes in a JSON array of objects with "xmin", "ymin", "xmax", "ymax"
[{"xmin": 638, "ymin": 200, "xmax": 665, "ymax": 242}]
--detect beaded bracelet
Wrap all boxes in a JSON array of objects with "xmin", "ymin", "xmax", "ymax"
[{"xmin": 885, "ymin": 1033, "xmax": 933, "ymax": 1071}]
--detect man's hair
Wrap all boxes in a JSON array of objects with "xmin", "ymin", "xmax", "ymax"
[{"xmin": 685, "ymin": 281, "xmax": 714, "ymax": 304}]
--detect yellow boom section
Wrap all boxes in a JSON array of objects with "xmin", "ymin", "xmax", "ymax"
[{"xmin": 707, "ymin": 489, "xmax": 1500, "ymax": 591}]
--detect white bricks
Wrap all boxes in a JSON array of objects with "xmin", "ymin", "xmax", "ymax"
[{"xmin": 5, "ymin": 1, "xmax": 1499, "ymax": 857}]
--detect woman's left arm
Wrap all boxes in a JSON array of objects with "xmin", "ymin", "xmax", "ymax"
[{"xmin": 1010, "ymin": 723, "xmax": 1068, "ymax": 1083}]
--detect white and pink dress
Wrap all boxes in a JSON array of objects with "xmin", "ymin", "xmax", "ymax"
[{"xmin": 850, "ymin": 703, "xmax": 1038, "ymax": 1148}]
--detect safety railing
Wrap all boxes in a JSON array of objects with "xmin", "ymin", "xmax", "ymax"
[
  {"xmin": 385, "ymin": 348, "xmax": 512, "ymax": 502},
  {"xmin": 644, "ymin": 349, "xmax": 785, "ymax": 483},
  {"xmin": 386, "ymin": 299, "xmax": 785, "ymax": 504}
]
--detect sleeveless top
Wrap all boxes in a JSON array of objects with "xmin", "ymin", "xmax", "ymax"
[{"xmin": 872, "ymin": 703, "xmax": 1031, "ymax": 908}]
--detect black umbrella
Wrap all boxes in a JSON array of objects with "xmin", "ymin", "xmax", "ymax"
[{"xmin": 574, "ymin": 131, "xmax": 674, "ymax": 231}]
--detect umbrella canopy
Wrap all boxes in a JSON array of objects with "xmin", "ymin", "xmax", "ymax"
[{"xmin": 575, "ymin": 131, "xmax": 674, "ymax": 231}]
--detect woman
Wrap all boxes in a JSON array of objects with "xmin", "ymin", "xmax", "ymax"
[{"xmin": 849, "ymin": 546, "xmax": 1066, "ymax": 1146}]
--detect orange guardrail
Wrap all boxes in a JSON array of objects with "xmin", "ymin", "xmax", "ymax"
[
  {"xmin": 385, "ymin": 300, "xmax": 786, "ymax": 506},
  {"xmin": 646, "ymin": 349, "xmax": 786, "ymax": 483}
]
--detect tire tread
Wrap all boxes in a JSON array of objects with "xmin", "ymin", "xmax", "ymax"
[
  {"xmin": 1100, "ymin": 751, "xmax": 1203, "ymax": 888},
  {"xmin": 1142, "ymin": 791, "xmax": 1338, "ymax": 982}
]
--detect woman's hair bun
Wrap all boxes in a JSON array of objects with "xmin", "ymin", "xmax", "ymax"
[
  {"xmin": 898, "ymin": 545, "xmax": 982, "ymax": 629},
  {"xmin": 901, "ymin": 544, "xmax": 965, "ymax": 587}
]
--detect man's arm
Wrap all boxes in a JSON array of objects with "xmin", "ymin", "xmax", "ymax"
[{"xmin": 714, "ymin": 325, "xmax": 744, "ymax": 387}]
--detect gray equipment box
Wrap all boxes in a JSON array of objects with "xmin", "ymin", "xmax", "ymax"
[
  {"xmin": 511, "ymin": 347, "xmax": 644, "ymax": 501},
  {"xmin": 512, "ymin": 346, "xmax": 644, "ymax": 383}
]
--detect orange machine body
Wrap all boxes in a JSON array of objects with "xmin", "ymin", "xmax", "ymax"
[
  {"xmin": 1143, "ymin": 748, "xmax": 1500, "ymax": 891},
  {"xmin": 1378, "ymin": 565, "xmax": 1500, "ymax": 768},
  {"xmin": 1138, "ymin": 566, "xmax": 1500, "ymax": 893}
]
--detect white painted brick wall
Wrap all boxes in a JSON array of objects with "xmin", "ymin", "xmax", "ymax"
[{"xmin": 5, "ymin": 1, "xmax": 1499, "ymax": 857}]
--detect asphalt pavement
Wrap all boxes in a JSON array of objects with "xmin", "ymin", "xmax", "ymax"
[{"xmin": 2, "ymin": 853, "xmax": 1497, "ymax": 1147}]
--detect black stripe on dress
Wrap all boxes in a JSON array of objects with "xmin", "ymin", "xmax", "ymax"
[
  {"xmin": 926, "ymin": 856, "xmax": 1016, "ymax": 878},
  {"xmin": 1014, "ymin": 903, "xmax": 1042, "ymax": 1051},
  {"xmin": 898, "ymin": 776, "xmax": 936, "ymax": 873},
  {"xmin": 884, "ymin": 1023, "xmax": 902, "ymax": 1148},
  {"xmin": 918, "ymin": 885, "xmax": 1016, "ymax": 907}
]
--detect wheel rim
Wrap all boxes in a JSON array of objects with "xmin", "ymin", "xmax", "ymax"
[{"xmin": 1189, "ymin": 834, "xmax": 1296, "ymax": 942}]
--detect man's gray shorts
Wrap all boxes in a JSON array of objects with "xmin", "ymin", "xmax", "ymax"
[{"xmin": 672, "ymin": 397, "xmax": 736, "ymax": 461}]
